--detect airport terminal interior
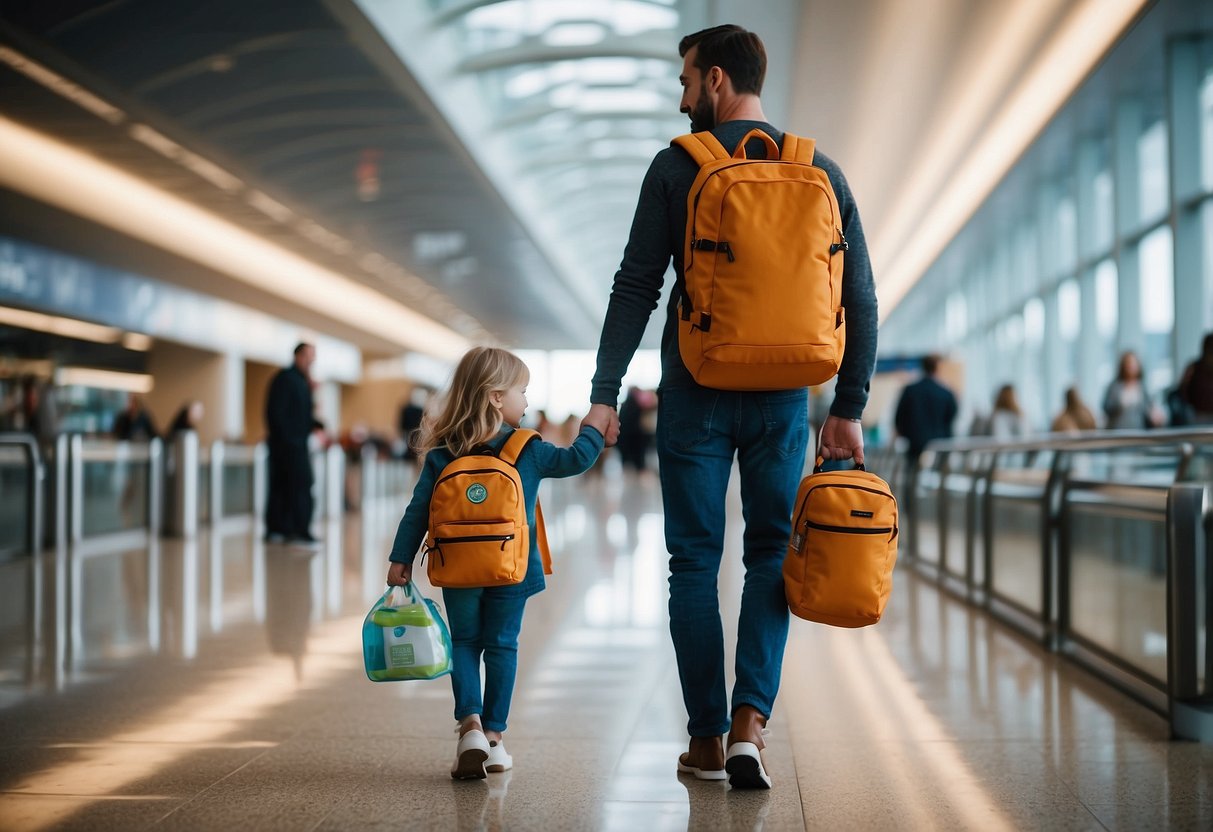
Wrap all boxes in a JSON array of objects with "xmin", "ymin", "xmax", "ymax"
[{"xmin": 2, "ymin": 0, "xmax": 1213, "ymax": 829}]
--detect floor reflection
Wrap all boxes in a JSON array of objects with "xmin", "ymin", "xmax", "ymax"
[{"xmin": 1, "ymin": 468, "xmax": 1211, "ymax": 831}]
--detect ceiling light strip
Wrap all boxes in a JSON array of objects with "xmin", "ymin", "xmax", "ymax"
[
  {"xmin": 874, "ymin": 0, "xmax": 1150, "ymax": 314},
  {"xmin": 0, "ymin": 116, "xmax": 469, "ymax": 360},
  {"xmin": 0, "ymin": 304, "xmax": 121, "ymax": 344}
]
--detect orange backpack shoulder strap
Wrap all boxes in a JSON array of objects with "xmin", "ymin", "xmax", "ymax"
[
  {"xmin": 780, "ymin": 133, "xmax": 816, "ymax": 164},
  {"xmin": 673, "ymin": 131, "xmax": 730, "ymax": 168},
  {"xmin": 496, "ymin": 428, "xmax": 555, "ymax": 574},
  {"xmin": 535, "ymin": 500, "xmax": 553, "ymax": 575},
  {"xmin": 499, "ymin": 428, "xmax": 539, "ymax": 466}
]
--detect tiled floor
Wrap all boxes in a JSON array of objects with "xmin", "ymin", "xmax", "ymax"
[{"xmin": 1, "ymin": 464, "xmax": 1211, "ymax": 830}]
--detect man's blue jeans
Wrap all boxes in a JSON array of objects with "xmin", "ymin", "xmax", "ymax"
[
  {"xmin": 442, "ymin": 587, "xmax": 528, "ymax": 733},
  {"xmin": 656, "ymin": 385, "xmax": 808, "ymax": 737}
]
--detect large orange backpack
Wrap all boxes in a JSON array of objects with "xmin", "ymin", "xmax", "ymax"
[
  {"xmin": 673, "ymin": 129, "xmax": 847, "ymax": 391},
  {"xmin": 424, "ymin": 429, "xmax": 551, "ymax": 588},
  {"xmin": 783, "ymin": 459, "xmax": 898, "ymax": 628}
]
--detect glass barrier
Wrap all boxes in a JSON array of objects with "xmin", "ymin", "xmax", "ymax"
[
  {"xmin": 1065, "ymin": 494, "xmax": 1168, "ymax": 685},
  {"xmin": 223, "ymin": 460, "xmax": 254, "ymax": 517},
  {"xmin": 0, "ymin": 446, "xmax": 29, "ymax": 557},
  {"xmin": 198, "ymin": 460, "xmax": 211, "ymax": 524},
  {"xmin": 901, "ymin": 427, "xmax": 1213, "ymax": 738},
  {"xmin": 79, "ymin": 442, "xmax": 150, "ymax": 535}
]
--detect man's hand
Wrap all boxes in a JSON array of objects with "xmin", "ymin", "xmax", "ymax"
[
  {"xmin": 386, "ymin": 561, "xmax": 412, "ymax": 586},
  {"xmin": 819, "ymin": 415, "xmax": 865, "ymax": 466},
  {"xmin": 582, "ymin": 404, "xmax": 621, "ymax": 447}
]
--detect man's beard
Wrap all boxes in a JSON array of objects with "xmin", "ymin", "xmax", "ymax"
[{"xmin": 687, "ymin": 87, "xmax": 715, "ymax": 132}]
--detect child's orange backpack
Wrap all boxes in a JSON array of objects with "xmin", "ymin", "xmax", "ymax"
[
  {"xmin": 424, "ymin": 429, "xmax": 551, "ymax": 588},
  {"xmin": 783, "ymin": 459, "xmax": 898, "ymax": 627},
  {"xmin": 673, "ymin": 129, "xmax": 847, "ymax": 391}
]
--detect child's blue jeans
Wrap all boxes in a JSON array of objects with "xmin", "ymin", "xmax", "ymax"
[{"xmin": 442, "ymin": 587, "xmax": 528, "ymax": 733}]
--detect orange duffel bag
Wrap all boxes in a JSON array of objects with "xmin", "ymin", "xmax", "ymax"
[{"xmin": 783, "ymin": 458, "xmax": 899, "ymax": 627}]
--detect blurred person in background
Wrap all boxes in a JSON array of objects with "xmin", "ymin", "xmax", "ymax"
[
  {"xmin": 617, "ymin": 386, "xmax": 657, "ymax": 473},
  {"xmin": 265, "ymin": 342, "xmax": 324, "ymax": 547},
  {"xmin": 1050, "ymin": 387, "xmax": 1097, "ymax": 433},
  {"xmin": 989, "ymin": 384, "xmax": 1028, "ymax": 438},
  {"xmin": 893, "ymin": 354, "xmax": 958, "ymax": 462},
  {"xmin": 1103, "ymin": 351, "xmax": 1164, "ymax": 430},
  {"xmin": 112, "ymin": 393, "xmax": 158, "ymax": 441},
  {"xmin": 1178, "ymin": 333, "xmax": 1213, "ymax": 425},
  {"xmin": 398, "ymin": 386, "xmax": 429, "ymax": 461},
  {"xmin": 168, "ymin": 400, "xmax": 204, "ymax": 436}
]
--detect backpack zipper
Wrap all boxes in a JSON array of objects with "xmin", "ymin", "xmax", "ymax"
[
  {"xmin": 791, "ymin": 482, "xmax": 893, "ymax": 529},
  {"xmin": 802, "ymin": 520, "xmax": 892, "ymax": 535},
  {"xmin": 434, "ymin": 468, "xmax": 520, "ymax": 490},
  {"xmin": 433, "ymin": 533, "xmax": 515, "ymax": 550}
]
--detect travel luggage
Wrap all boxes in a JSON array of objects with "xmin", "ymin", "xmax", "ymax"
[
  {"xmin": 362, "ymin": 583, "xmax": 452, "ymax": 682},
  {"xmin": 783, "ymin": 458, "xmax": 898, "ymax": 627},
  {"xmin": 423, "ymin": 428, "xmax": 551, "ymax": 588},
  {"xmin": 672, "ymin": 128, "xmax": 847, "ymax": 391}
]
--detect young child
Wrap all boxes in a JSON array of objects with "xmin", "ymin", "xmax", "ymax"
[{"xmin": 385, "ymin": 346, "xmax": 609, "ymax": 780}]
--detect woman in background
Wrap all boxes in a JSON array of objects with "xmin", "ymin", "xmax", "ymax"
[{"xmin": 1103, "ymin": 351, "xmax": 1164, "ymax": 430}]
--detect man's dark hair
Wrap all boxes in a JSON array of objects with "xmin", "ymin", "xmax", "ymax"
[
  {"xmin": 678, "ymin": 25, "xmax": 766, "ymax": 97},
  {"xmin": 922, "ymin": 354, "xmax": 941, "ymax": 376},
  {"xmin": 294, "ymin": 342, "xmax": 313, "ymax": 357}
]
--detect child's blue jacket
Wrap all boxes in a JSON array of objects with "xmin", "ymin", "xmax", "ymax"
[{"xmin": 388, "ymin": 425, "xmax": 604, "ymax": 598}]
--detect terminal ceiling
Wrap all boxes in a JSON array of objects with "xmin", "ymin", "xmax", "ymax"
[{"xmin": 0, "ymin": 0, "xmax": 1145, "ymax": 356}]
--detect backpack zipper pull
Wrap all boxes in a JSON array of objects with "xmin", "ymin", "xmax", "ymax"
[
  {"xmin": 830, "ymin": 232, "xmax": 848, "ymax": 255},
  {"xmin": 719, "ymin": 241, "xmax": 735, "ymax": 262}
]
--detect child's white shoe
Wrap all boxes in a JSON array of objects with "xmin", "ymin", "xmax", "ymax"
[
  {"xmin": 451, "ymin": 729, "xmax": 490, "ymax": 780},
  {"xmin": 486, "ymin": 739, "xmax": 512, "ymax": 772}
]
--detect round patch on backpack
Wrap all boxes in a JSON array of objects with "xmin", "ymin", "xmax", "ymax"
[{"xmin": 466, "ymin": 483, "xmax": 488, "ymax": 504}]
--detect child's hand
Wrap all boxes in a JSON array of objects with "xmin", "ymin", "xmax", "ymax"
[
  {"xmin": 386, "ymin": 561, "xmax": 412, "ymax": 586},
  {"xmin": 581, "ymin": 405, "xmax": 620, "ymax": 447}
]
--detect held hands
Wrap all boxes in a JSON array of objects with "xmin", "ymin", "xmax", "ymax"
[
  {"xmin": 386, "ymin": 561, "xmax": 412, "ymax": 586},
  {"xmin": 819, "ymin": 415, "xmax": 865, "ymax": 466},
  {"xmin": 581, "ymin": 404, "xmax": 621, "ymax": 447}
]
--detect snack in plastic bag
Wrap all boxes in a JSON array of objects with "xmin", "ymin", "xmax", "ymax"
[{"xmin": 362, "ymin": 582, "xmax": 452, "ymax": 681}]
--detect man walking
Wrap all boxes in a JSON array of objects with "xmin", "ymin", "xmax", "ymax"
[
  {"xmin": 894, "ymin": 354, "xmax": 958, "ymax": 462},
  {"xmin": 265, "ymin": 342, "xmax": 323, "ymax": 547},
  {"xmin": 587, "ymin": 25, "xmax": 877, "ymax": 788}
]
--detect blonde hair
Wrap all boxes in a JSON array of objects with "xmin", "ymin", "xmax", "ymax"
[{"xmin": 416, "ymin": 347, "xmax": 529, "ymax": 457}]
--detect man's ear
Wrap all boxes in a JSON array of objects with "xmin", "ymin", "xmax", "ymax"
[{"xmin": 708, "ymin": 65, "xmax": 724, "ymax": 93}]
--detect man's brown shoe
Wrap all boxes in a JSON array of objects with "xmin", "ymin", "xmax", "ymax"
[
  {"xmin": 725, "ymin": 707, "xmax": 771, "ymax": 789},
  {"xmin": 676, "ymin": 735, "xmax": 726, "ymax": 781}
]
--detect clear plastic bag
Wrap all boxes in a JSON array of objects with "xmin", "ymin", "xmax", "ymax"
[{"xmin": 362, "ymin": 582, "xmax": 452, "ymax": 682}]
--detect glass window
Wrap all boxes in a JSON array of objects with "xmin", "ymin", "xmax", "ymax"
[
  {"xmin": 1094, "ymin": 259, "xmax": 1118, "ymax": 392},
  {"xmin": 1058, "ymin": 279, "xmax": 1081, "ymax": 342},
  {"xmin": 1138, "ymin": 225, "xmax": 1174, "ymax": 393},
  {"xmin": 1094, "ymin": 259, "xmax": 1118, "ymax": 339},
  {"xmin": 1205, "ymin": 201, "xmax": 1213, "ymax": 331},
  {"xmin": 945, "ymin": 292, "xmax": 968, "ymax": 344},
  {"xmin": 1022, "ymin": 298, "xmax": 1045, "ymax": 426},
  {"xmin": 1201, "ymin": 65, "xmax": 1213, "ymax": 192},
  {"xmin": 1023, "ymin": 298, "xmax": 1045, "ymax": 347},
  {"xmin": 1092, "ymin": 168, "xmax": 1114, "ymax": 254},
  {"xmin": 1138, "ymin": 119, "xmax": 1169, "ymax": 225},
  {"xmin": 1057, "ymin": 197, "xmax": 1077, "ymax": 274},
  {"xmin": 1057, "ymin": 280, "xmax": 1081, "ymax": 401}
]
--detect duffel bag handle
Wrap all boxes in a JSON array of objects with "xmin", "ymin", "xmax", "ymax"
[
  {"xmin": 813, "ymin": 422, "xmax": 866, "ymax": 473},
  {"xmin": 813, "ymin": 455, "xmax": 866, "ymax": 474}
]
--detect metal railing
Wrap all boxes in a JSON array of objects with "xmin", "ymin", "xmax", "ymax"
[
  {"xmin": 890, "ymin": 427, "xmax": 1213, "ymax": 741},
  {"xmin": 1, "ymin": 431, "xmax": 417, "ymax": 696}
]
